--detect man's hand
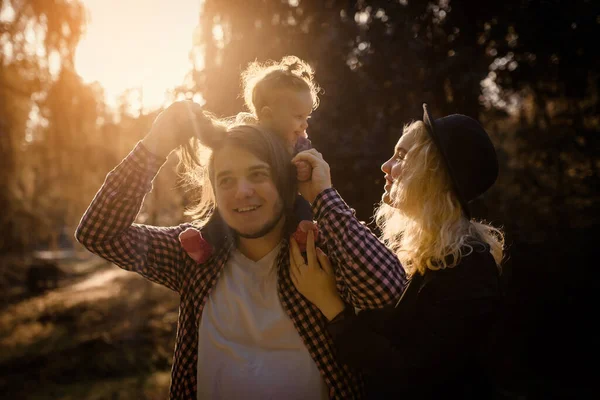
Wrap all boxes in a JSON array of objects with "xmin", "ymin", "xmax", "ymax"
[
  {"xmin": 291, "ymin": 149, "xmax": 333, "ymax": 204},
  {"xmin": 142, "ymin": 100, "xmax": 205, "ymax": 158}
]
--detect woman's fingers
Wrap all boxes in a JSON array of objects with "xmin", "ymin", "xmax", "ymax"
[
  {"xmin": 290, "ymin": 263, "xmax": 300, "ymax": 286},
  {"xmin": 306, "ymin": 230, "xmax": 318, "ymax": 269},
  {"xmin": 289, "ymin": 245, "xmax": 296, "ymax": 269},
  {"xmin": 317, "ymin": 247, "xmax": 334, "ymax": 275},
  {"xmin": 290, "ymin": 238, "xmax": 306, "ymax": 268},
  {"xmin": 289, "ymin": 242, "xmax": 303, "ymax": 287}
]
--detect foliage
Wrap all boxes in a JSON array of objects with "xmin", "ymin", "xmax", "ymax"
[
  {"xmin": 0, "ymin": 1, "xmax": 597, "ymax": 394},
  {"xmin": 1, "ymin": 0, "xmax": 86, "ymax": 251}
]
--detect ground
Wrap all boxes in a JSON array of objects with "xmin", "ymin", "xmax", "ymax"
[{"xmin": 0, "ymin": 254, "xmax": 179, "ymax": 399}]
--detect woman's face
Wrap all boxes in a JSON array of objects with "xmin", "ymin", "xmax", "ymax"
[{"xmin": 381, "ymin": 130, "xmax": 416, "ymax": 206}]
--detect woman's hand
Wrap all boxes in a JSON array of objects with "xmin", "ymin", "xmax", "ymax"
[
  {"xmin": 291, "ymin": 149, "xmax": 332, "ymax": 203},
  {"xmin": 142, "ymin": 100, "xmax": 205, "ymax": 158},
  {"xmin": 289, "ymin": 230, "xmax": 345, "ymax": 321}
]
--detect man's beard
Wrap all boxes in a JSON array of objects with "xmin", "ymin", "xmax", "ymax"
[{"xmin": 232, "ymin": 199, "xmax": 285, "ymax": 239}]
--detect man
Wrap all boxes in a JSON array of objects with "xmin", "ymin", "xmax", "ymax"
[{"xmin": 75, "ymin": 101, "xmax": 406, "ymax": 399}]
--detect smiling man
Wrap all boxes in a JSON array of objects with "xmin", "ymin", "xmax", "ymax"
[
  {"xmin": 75, "ymin": 101, "xmax": 405, "ymax": 399},
  {"xmin": 214, "ymin": 146, "xmax": 285, "ymax": 242}
]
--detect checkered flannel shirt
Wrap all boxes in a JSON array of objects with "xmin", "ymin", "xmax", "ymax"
[{"xmin": 75, "ymin": 142, "xmax": 407, "ymax": 399}]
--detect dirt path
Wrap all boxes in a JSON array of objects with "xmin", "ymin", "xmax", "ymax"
[{"xmin": 0, "ymin": 257, "xmax": 180, "ymax": 399}]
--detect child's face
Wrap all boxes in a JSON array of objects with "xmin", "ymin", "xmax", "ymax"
[{"xmin": 260, "ymin": 88, "xmax": 313, "ymax": 152}]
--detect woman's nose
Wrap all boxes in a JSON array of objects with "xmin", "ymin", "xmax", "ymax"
[{"xmin": 381, "ymin": 158, "xmax": 392, "ymax": 174}]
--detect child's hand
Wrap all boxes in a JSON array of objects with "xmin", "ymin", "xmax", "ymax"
[
  {"xmin": 294, "ymin": 137, "xmax": 313, "ymax": 182},
  {"xmin": 292, "ymin": 149, "xmax": 333, "ymax": 203},
  {"xmin": 296, "ymin": 160, "xmax": 312, "ymax": 182},
  {"xmin": 142, "ymin": 101, "xmax": 205, "ymax": 158},
  {"xmin": 291, "ymin": 220, "xmax": 319, "ymax": 252},
  {"xmin": 289, "ymin": 230, "xmax": 345, "ymax": 321},
  {"xmin": 179, "ymin": 228, "xmax": 214, "ymax": 264}
]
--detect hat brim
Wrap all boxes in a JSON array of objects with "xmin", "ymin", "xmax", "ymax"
[{"xmin": 422, "ymin": 103, "xmax": 471, "ymax": 218}]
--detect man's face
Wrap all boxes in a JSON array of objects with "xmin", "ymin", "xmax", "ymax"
[
  {"xmin": 213, "ymin": 145, "xmax": 284, "ymax": 239},
  {"xmin": 260, "ymin": 88, "xmax": 313, "ymax": 152}
]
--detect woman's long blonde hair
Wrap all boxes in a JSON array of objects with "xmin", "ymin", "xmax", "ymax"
[{"xmin": 375, "ymin": 121, "xmax": 504, "ymax": 276}]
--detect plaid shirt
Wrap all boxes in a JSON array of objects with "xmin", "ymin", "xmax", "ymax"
[{"xmin": 75, "ymin": 142, "xmax": 407, "ymax": 399}]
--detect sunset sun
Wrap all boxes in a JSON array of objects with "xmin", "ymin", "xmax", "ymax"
[{"xmin": 74, "ymin": 0, "xmax": 202, "ymax": 112}]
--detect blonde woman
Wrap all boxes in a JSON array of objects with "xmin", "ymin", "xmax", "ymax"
[{"xmin": 290, "ymin": 104, "xmax": 505, "ymax": 399}]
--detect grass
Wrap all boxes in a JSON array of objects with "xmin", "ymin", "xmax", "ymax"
[{"xmin": 0, "ymin": 257, "xmax": 179, "ymax": 400}]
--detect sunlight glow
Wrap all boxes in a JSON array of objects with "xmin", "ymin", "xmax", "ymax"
[
  {"xmin": 75, "ymin": 0, "xmax": 202, "ymax": 112},
  {"xmin": 0, "ymin": 2, "xmax": 15, "ymax": 22}
]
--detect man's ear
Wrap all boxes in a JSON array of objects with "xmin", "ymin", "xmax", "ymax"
[{"xmin": 259, "ymin": 106, "xmax": 273, "ymax": 120}]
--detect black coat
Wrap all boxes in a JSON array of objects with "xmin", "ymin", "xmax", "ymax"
[{"xmin": 327, "ymin": 244, "xmax": 501, "ymax": 399}]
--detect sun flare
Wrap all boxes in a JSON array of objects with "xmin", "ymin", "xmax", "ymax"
[{"xmin": 74, "ymin": 0, "xmax": 202, "ymax": 113}]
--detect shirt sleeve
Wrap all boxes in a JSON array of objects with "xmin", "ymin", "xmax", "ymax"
[
  {"xmin": 75, "ymin": 141, "xmax": 189, "ymax": 293},
  {"xmin": 312, "ymin": 188, "xmax": 407, "ymax": 309}
]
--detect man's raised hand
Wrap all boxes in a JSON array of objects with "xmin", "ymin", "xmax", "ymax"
[{"xmin": 142, "ymin": 101, "xmax": 205, "ymax": 158}]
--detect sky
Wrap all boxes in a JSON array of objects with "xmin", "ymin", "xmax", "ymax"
[{"xmin": 74, "ymin": 0, "xmax": 202, "ymax": 112}]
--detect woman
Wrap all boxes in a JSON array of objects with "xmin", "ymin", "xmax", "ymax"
[{"xmin": 290, "ymin": 104, "xmax": 505, "ymax": 399}]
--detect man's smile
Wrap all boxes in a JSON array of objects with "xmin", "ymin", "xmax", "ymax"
[{"xmin": 234, "ymin": 205, "xmax": 261, "ymax": 213}]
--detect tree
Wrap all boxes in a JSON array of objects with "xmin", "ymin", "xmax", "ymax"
[
  {"xmin": 188, "ymin": 1, "xmax": 599, "ymax": 396},
  {"xmin": 0, "ymin": 0, "xmax": 86, "ymax": 252},
  {"xmin": 186, "ymin": 0, "xmax": 504, "ymax": 217}
]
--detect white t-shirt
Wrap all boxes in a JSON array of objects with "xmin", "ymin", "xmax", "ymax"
[{"xmin": 197, "ymin": 244, "xmax": 329, "ymax": 400}]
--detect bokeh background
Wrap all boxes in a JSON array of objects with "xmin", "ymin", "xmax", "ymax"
[{"xmin": 1, "ymin": 0, "xmax": 598, "ymax": 398}]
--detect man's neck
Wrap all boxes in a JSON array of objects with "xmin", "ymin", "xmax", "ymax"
[{"xmin": 237, "ymin": 218, "xmax": 286, "ymax": 262}]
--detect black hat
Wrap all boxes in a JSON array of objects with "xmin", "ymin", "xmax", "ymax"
[{"xmin": 422, "ymin": 103, "xmax": 498, "ymax": 218}]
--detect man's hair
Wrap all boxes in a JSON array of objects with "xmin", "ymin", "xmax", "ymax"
[
  {"xmin": 178, "ymin": 118, "xmax": 297, "ymax": 234},
  {"xmin": 374, "ymin": 120, "xmax": 505, "ymax": 276},
  {"xmin": 240, "ymin": 55, "xmax": 320, "ymax": 119}
]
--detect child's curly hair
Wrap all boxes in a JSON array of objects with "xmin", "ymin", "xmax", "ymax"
[{"xmin": 240, "ymin": 55, "xmax": 321, "ymax": 118}]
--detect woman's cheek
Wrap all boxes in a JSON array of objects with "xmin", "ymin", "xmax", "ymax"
[{"xmin": 391, "ymin": 163, "xmax": 402, "ymax": 180}]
